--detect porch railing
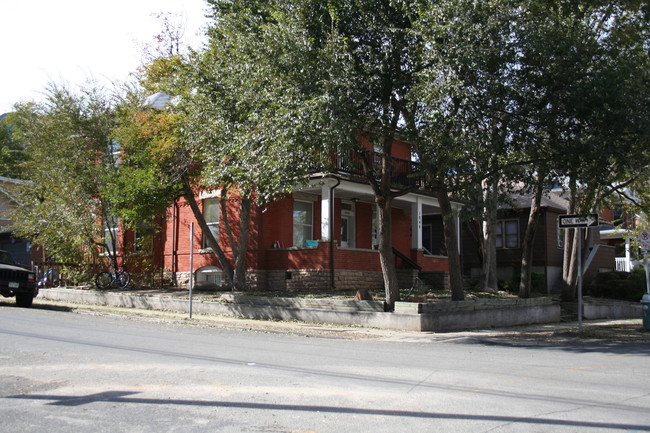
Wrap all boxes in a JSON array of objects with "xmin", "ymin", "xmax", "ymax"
[
  {"xmin": 615, "ymin": 257, "xmax": 631, "ymax": 272},
  {"xmin": 332, "ymin": 149, "xmax": 426, "ymax": 189}
]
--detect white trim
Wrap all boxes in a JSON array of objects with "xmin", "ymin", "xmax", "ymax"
[
  {"xmin": 320, "ymin": 184, "xmax": 333, "ymax": 242},
  {"xmin": 199, "ymin": 190, "xmax": 222, "ymax": 200},
  {"xmin": 411, "ymin": 198, "xmax": 423, "ymax": 250}
]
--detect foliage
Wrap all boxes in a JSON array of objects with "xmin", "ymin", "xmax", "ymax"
[
  {"xmin": 586, "ymin": 269, "xmax": 647, "ymax": 301},
  {"xmin": 9, "ymin": 85, "xmax": 118, "ymax": 263},
  {"xmin": 9, "ymin": 83, "xmax": 177, "ymax": 266},
  {"xmin": 200, "ymin": 0, "xmax": 467, "ymax": 305},
  {"xmin": 0, "ymin": 113, "xmax": 28, "ymax": 179}
]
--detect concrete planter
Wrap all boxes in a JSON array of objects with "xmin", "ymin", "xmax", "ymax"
[{"xmin": 38, "ymin": 288, "xmax": 561, "ymax": 332}]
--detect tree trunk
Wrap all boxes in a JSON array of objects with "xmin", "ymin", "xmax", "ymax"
[
  {"xmin": 181, "ymin": 176, "xmax": 234, "ymax": 287},
  {"xmin": 479, "ymin": 176, "xmax": 498, "ymax": 293},
  {"xmin": 377, "ymin": 195, "xmax": 400, "ymax": 311},
  {"xmin": 232, "ymin": 196, "xmax": 251, "ymax": 291},
  {"xmin": 436, "ymin": 188, "xmax": 464, "ymax": 301},
  {"xmin": 519, "ymin": 175, "xmax": 545, "ymax": 298},
  {"xmin": 562, "ymin": 176, "xmax": 577, "ymax": 301}
]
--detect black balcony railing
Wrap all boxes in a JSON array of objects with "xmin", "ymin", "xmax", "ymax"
[{"xmin": 331, "ymin": 149, "xmax": 425, "ymax": 189}]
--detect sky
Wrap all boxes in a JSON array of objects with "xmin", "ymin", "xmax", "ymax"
[{"xmin": 0, "ymin": 0, "xmax": 210, "ymax": 114}]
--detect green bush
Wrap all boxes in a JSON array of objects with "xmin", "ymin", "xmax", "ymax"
[
  {"xmin": 586, "ymin": 269, "xmax": 647, "ymax": 301},
  {"xmin": 531, "ymin": 272, "xmax": 545, "ymax": 293}
]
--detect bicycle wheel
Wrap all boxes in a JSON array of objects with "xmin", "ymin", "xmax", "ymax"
[
  {"xmin": 95, "ymin": 272, "xmax": 112, "ymax": 290},
  {"xmin": 117, "ymin": 271, "xmax": 131, "ymax": 289}
]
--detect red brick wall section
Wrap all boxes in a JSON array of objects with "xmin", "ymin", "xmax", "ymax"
[
  {"xmin": 409, "ymin": 249, "xmax": 449, "ymax": 272},
  {"xmin": 355, "ymin": 201, "xmax": 373, "ymax": 249},
  {"xmin": 159, "ymin": 190, "xmax": 450, "ymax": 292},
  {"xmin": 392, "ymin": 207, "xmax": 411, "ymax": 253},
  {"xmin": 356, "ymin": 132, "xmax": 412, "ymax": 160}
]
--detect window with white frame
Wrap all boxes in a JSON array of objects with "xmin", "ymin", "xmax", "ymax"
[
  {"xmin": 340, "ymin": 200, "xmax": 355, "ymax": 248},
  {"xmin": 195, "ymin": 266, "xmax": 222, "ymax": 287},
  {"xmin": 108, "ymin": 141, "xmax": 121, "ymax": 167},
  {"xmin": 496, "ymin": 220, "xmax": 519, "ymax": 249},
  {"xmin": 372, "ymin": 206, "xmax": 378, "ymax": 248},
  {"xmin": 104, "ymin": 216, "xmax": 118, "ymax": 254},
  {"xmin": 293, "ymin": 200, "xmax": 313, "ymax": 247},
  {"xmin": 203, "ymin": 198, "xmax": 220, "ymax": 249}
]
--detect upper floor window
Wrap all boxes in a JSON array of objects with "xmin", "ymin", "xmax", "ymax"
[
  {"xmin": 293, "ymin": 200, "xmax": 313, "ymax": 247},
  {"xmin": 108, "ymin": 141, "xmax": 121, "ymax": 167},
  {"xmin": 496, "ymin": 220, "xmax": 519, "ymax": 249},
  {"xmin": 203, "ymin": 198, "xmax": 220, "ymax": 248},
  {"xmin": 104, "ymin": 216, "xmax": 118, "ymax": 254}
]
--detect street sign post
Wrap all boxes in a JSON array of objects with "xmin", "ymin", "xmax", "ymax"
[
  {"xmin": 558, "ymin": 214, "xmax": 600, "ymax": 229},
  {"xmin": 640, "ymin": 231, "xmax": 650, "ymax": 330},
  {"xmin": 558, "ymin": 214, "xmax": 600, "ymax": 333},
  {"xmin": 640, "ymin": 230, "xmax": 650, "ymax": 251}
]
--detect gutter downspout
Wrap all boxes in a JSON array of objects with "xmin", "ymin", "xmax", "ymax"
[
  {"xmin": 328, "ymin": 176, "xmax": 341, "ymax": 290},
  {"xmin": 171, "ymin": 199, "xmax": 178, "ymax": 287}
]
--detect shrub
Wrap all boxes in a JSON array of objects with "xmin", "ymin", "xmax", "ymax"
[
  {"xmin": 586, "ymin": 270, "xmax": 647, "ymax": 301},
  {"xmin": 531, "ymin": 272, "xmax": 545, "ymax": 293}
]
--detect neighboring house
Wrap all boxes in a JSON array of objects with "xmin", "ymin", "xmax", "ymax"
[
  {"xmin": 0, "ymin": 176, "xmax": 39, "ymax": 267},
  {"xmin": 139, "ymin": 138, "xmax": 461, "ymax": 292},
  {"xmin": 461, "ymin": 189, "xmax": 616, "ymax": 294},
  {"xmin": 600, "ymin": 204, "xmax": 641, "ymax": 272}
]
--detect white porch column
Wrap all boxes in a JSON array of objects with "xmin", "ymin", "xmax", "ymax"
[
  {"xmin": 411, "ymin": 198, "xmax": 423, "ymax": 249},
  {"xmin": 320, "ymin": 180, "xmax": 336, "ymax": 241},
  {"xmin": 625, "ymin": 237, "xmax": 632, "ymax": 272}
]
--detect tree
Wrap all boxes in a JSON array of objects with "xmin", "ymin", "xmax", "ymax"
[
  {"xmin": 409, "ymin": 0, "xmax": 527, "ymax": 297},
  {"xmin": 0, "ymin": 113, "xmax": 28, "ymax": 179},
  {"xmin": 202, "ymin": 0, "xmax": 471, "ymax": 307},
  {"xmin": 513, "ymin": 0, "xmax": 650, "ymax": 299},
  {"xmin": 8, "ymin": 83, "xmax": 176, "ymax": 274},
  {"xmin": 10, "ymin": 84, "xmax": 122, "ymax": 264},
  {"xmin": 119, "ymin": 2, "xmax": 327, "ymax": 290}
]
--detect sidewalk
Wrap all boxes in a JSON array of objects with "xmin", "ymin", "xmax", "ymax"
[{"xmin": 33, "ymin": 287, "xmax": 649, "ymax": 344}]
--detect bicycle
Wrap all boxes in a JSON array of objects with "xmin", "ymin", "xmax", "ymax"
[
  {"xmin": 95, "ymin": 261, "xmax": 131, "ymax": 290},
  {"xmin": 37, "ymin": 268, "xmax": 61, "ymax": 288}
]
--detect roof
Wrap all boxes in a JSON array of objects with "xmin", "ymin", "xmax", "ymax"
[{"xmin": 502, "ymin": 189, "xmax": 569, "ymax": 213}]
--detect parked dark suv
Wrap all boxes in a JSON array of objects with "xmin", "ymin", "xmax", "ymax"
[{"xmin": 0, "ymin": 250, "xmax": 37, "ymax": 307}]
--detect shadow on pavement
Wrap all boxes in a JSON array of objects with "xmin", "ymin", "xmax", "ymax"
[{"xmin": 8, "ymin": 391, "xmax": 650, "ymax": 431}]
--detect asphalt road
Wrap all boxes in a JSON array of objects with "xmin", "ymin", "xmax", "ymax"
[{"xmin": 1, "ymin": 303, "xmax": 649, "ymax": 433}]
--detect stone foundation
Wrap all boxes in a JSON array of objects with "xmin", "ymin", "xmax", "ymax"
[
  {"xmin": 165, "ymin": 268, "xmax": 449, "ymax": 293},
  {"xmin": 266, "ymin": 269, "xmax": 385, "ymax": 292}
]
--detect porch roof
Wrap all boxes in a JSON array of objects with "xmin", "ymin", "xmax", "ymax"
[{"xmin": 302, "ymin": 174, "xmax": 462, "ymax": 214}]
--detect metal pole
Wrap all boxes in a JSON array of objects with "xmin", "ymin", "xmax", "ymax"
[
  {"xmin": 643, "ymin": 250, "xmax": 650, "ymax": 295},
  {"xmin": 189, "ymin": 222, "xmax": 194, "ymax": 319},
  {"xmin": 577, "ymin": 228, "xmax": 583, "ymax": 333}
]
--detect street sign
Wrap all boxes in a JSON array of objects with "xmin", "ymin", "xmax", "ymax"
[
  {"xmin": 640, "ymin": 230, "xmax": 650, "ymax": 251},
  {"xmin": 558, "ymin": 214, "xmax": 600, "ymax": 229}
]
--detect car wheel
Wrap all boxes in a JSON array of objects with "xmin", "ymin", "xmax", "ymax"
[{"xmin": 15, "ymin": 294, "xmax": 34, "ymax": 308}]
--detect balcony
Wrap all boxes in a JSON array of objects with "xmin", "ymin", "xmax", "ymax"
[{"xmin": 330, "ymin": 149, "xmax": 426, "ymax": 189}]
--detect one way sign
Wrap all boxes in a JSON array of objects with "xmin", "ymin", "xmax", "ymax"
[{"xmin": 558, "ymin": 214, "xmax": 600, "ymax": 229}]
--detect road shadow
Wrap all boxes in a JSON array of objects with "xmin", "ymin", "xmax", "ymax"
[
  {"xmin": 464, "ymin": 322, "xmax": 650, "ymax": 355},
  {"xmin": 1, "ymin": 300, "xmax": 72, "ymax": 312},
  {"xmin": 7, "ymin": 391, "xmax": 650, "ymax": 431}
]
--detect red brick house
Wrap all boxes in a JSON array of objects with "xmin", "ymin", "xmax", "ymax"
[{"xmin": 147, "ymin": 139, "xmax": 460, "ymax": 292}]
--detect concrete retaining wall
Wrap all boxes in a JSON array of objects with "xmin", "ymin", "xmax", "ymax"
[
  {"xmin": 583, "ymin": 299, "xmax": 643, "ymax": 320},
  {"xmin": 38, "ymin": 289, "xmax": 561, "ymax": 332}
]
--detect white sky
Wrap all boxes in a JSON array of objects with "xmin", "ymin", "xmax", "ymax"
[{"xmin": 0, "ymin": 0, "xmax": 210, "ymax": 114}]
